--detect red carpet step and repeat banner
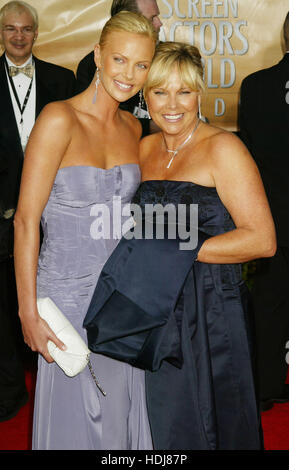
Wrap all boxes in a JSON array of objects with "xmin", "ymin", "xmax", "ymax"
[{"xmin": 0, "ymin": 0, "xmax": 288, "ymax": 130}]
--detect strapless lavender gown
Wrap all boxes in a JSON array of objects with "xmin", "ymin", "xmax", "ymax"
[{"xmin": 33, "ymin": 164, "xmax": 152, "ymax": 450}]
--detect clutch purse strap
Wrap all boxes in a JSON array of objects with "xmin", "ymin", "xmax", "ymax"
[{"xmin": 87, "ymin": 356, "xmax": 106, "ymax": 396}]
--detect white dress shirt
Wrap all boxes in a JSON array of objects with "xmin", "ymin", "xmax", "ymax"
[{"xmin": 5, "ymin": 53, "xmax": 36, "ymax": 153}]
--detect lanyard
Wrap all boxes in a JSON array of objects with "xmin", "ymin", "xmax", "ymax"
[{"xmin": 4, "ymin": 58, "xmax": 34, "ymax": 125}]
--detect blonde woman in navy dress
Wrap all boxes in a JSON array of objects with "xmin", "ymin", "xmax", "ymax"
[{"xmin": 84, "ymin": 42, "xmax": 276, "ymax": 450}]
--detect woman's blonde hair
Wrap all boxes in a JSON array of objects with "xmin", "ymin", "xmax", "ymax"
[
  {"xmin": 0, "ymin": 1, "xmax": 38, "ymax": 30},
  {"xmin": 99, "ymin": 10, "xmax": 158, "ymax": 47},
  {"xmin": 143, "ymin": 42, "xmax": 205, "ymax": 99}
]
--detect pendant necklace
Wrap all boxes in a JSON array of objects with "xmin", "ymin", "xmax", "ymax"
[{"xmin": 164, "ymin": 118, "xmax": 200, "ymax": 169}]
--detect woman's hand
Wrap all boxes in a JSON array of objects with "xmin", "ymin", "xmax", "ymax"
[{"xmin": 20, "ymin": 310, "xmax": 67, "ymax": 363}]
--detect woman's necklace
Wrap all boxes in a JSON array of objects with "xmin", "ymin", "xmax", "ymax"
[{"xmin": 164, "ymin": 118, "xmax": 200, "ymax": 169}]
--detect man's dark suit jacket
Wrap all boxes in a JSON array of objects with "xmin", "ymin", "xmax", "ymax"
[
  {"xmin": 76, "ymin": 50, "xmax": 150, "ymax": 137},
  {"xmin": 76, "ymin": 50, "xmax": 96, "ymax": 93},
  {"xmin": 239, "ymin": 53, "xmax": 289, "ymax": 247},
  {"xmin": 0, "ymin": 54, "xmax": 76, "ymax": 262}
]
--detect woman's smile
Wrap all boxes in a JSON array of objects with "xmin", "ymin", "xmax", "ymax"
[
  {"xmin": 113, "ymin": 79, "xmax": 134, "ymax": 92},
  {"xmin": 162, "ymin": 113, "xmax": 184, "ymax": 122}
]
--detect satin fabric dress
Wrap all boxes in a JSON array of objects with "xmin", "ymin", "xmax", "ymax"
[
  {"xmin": 34, "ymin": 164, "xmax": 153, "ymax": 450},
  {"xmin": 84, "ymin": 180, "xmax": 262, "ymax": 450}
]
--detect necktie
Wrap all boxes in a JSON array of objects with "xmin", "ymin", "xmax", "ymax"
[{"xmin": 9, "ymin": 64, "xmax": 34, "ymax": 79}]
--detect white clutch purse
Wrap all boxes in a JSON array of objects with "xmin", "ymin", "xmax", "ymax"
[{"xmin": 37, "ymin": 297, "xmax": 106, "ymax": 395}]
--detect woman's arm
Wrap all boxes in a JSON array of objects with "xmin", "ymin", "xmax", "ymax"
[
  {"xmin": 14, "ymin": 102, "xmax": 73, "ymax": 362},
  {"xmin": 197, "ymin": 132, "xmax": 276, "ymax": 264}
]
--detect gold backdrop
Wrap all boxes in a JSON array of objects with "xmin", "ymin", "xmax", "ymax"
[{"xmin": 0, "ymin": 0, "xmax": 288, "ymax": 130}]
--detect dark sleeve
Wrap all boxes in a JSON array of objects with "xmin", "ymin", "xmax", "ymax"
[
  {"xmin": 65, "ymin": 69, "xmax": 77, "ymax": 98},
  {"xmin": 83, "ymin": 231, "xmax": 209, "ymax": 371},
  {"xmin": 33, "ymin": 57, "xmax": 77, "ymax": 102},
  {"xmin": 239, "ymin": 78, "xmax": 253, "ymax": 152},
  {"xmin": 0, "ymin": 145, "xmax": 22, "ymax": 260},
  {"xmin": 76, "ymin": 51, "xmax": 96, "ymax": 93}
]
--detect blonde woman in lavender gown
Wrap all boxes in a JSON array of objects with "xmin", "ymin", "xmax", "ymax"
[{"xmin": 13, "ymin": 12, "xmax": 157, "ymax": 450}]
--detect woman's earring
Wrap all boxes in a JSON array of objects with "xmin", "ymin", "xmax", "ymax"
[
  {"xmin": 146, "ymin": 103, "xmax": 151, "ymax": 120},
  {"xmin": 198, "ymin": 95, "xmax": 207, "ymax": 122},
  {"xmin": 134, "ymin": 90, "xmax": 151, "ymax": 119},
  {"xmin": 134, "ymin": 90, "xmax": 145, "ymax": 118},
  {"xmin": 92, "ymin": 68, "xmax": 100, "ymax": 104}
]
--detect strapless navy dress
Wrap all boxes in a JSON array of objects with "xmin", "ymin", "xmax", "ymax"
[{"xmin": 84, "ymin": 180, "xmax": 262, "ymax": 450}]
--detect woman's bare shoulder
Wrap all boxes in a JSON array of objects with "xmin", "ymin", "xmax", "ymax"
[
  {"xmin": 203, "ymin": 125, "xmax": 251, "ymax": 165},
  {"xmin": 27, "ymin": 102, "xmax": 78, "ymax": 154},
  {"xmin": 205, "ymin": 125, "xmax": 244, "ymax": 149},
  {"xmin": 199, "ymin": 125, "xmax": 258, "ymax": 187},
  {"xmin": 120, "ymin": 110, "xmax": 143, "ymax": 139},
  {"xmin": 37, "ymin": 101, "xmax": 76, "ymax": 128},
  {"xmin": 140, "ymin": 132, "xmax": 162, "ymax": 151},
  {"xmin": 139, "ymin": 132, "xmax": 162, "ymax": 163}
]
